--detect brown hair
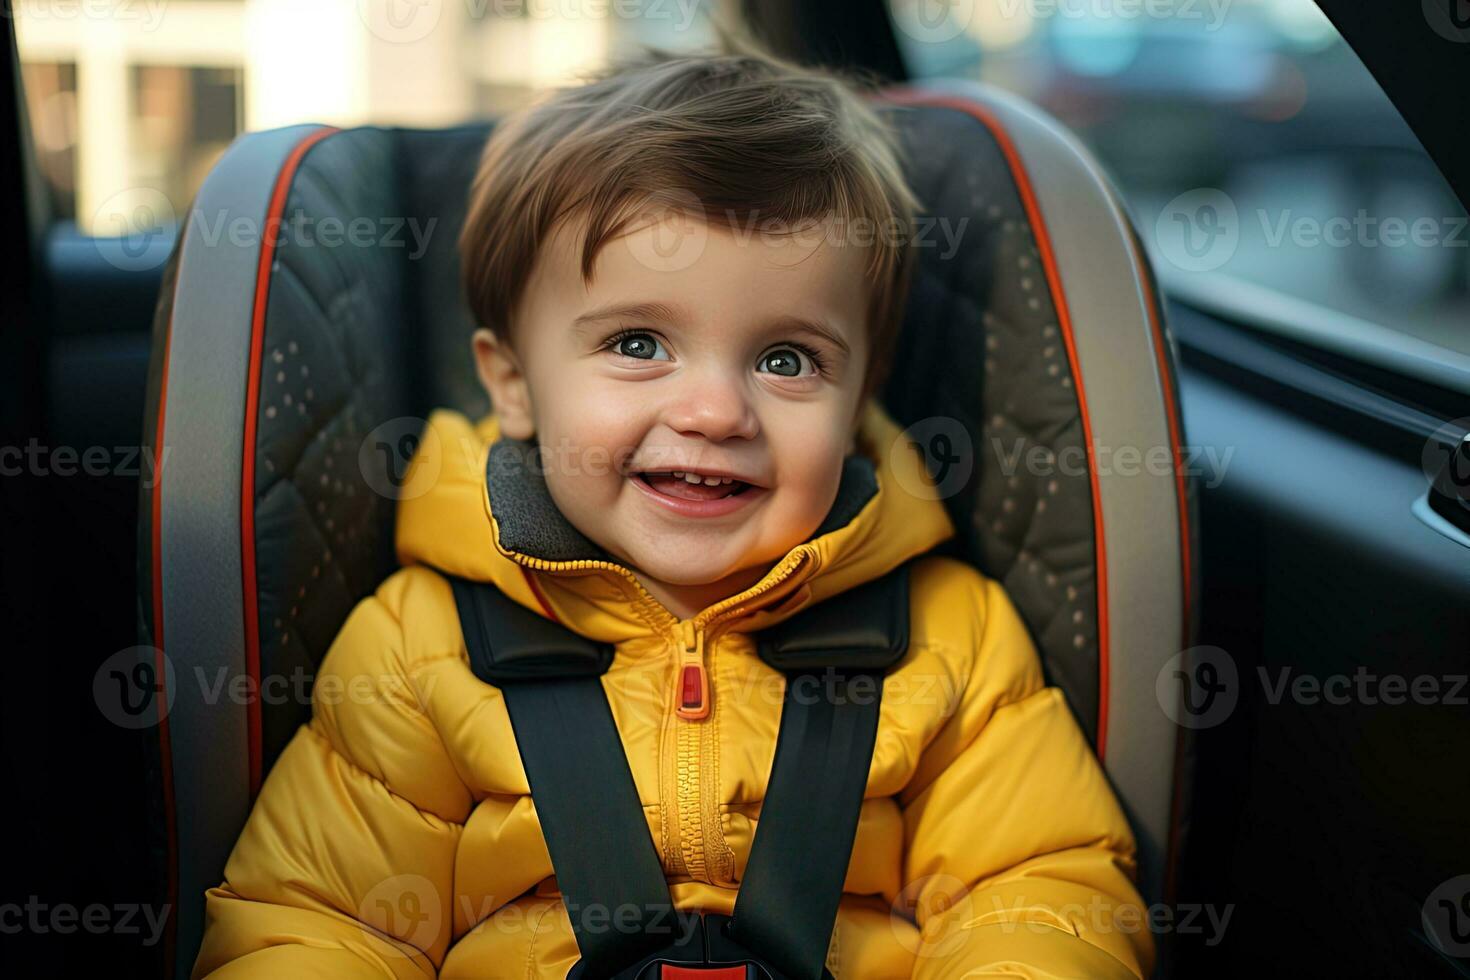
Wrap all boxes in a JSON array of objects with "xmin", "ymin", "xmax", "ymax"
[{"xmin": 458, "ymin": 38, "xmax": 921, "ymax": 403}]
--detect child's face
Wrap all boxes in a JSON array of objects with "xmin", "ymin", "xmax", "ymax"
[{"xmin": 473, "ymin": 209, "xmax": 871, "ymax": 617}]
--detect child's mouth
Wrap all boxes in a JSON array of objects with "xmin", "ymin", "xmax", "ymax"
[{"xmin": 635, "ymin": 472, "xmax": 753, "ymax": 501}]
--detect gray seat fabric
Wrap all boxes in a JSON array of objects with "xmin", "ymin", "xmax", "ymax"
[{"xmin": 137, "ymin": 86, "xmax": 1195, "ymax": 979}]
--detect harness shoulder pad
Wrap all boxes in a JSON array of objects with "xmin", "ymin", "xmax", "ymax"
[
  {"xmin": 448, "ymin": 575, "xmax": 613, "ymax": 684},
  {"xmin": 756, "ymin": 560, "xmax": 911, "ymax": 674}
]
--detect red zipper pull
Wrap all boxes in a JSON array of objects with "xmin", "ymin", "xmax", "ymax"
[{"xmin": 676, "ymin": 621, "xmax": 710, "ymax": 720}]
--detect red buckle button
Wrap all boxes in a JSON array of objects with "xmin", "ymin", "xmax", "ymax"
[{"xmin": 660, "ymin": 967, "xmax": 747, "ymax": 980}]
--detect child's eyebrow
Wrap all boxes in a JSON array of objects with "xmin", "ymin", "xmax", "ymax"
[
  {"xmin": 764, "ymin": 314, "xmax": 852, "ymax": 356},
  {"xmin": 573, "ymin": 302, "xmax": 851, "ymax": 355},
  {"xmin": 572, "ymin": 301, "xmax": 683, "ymax": 328}
]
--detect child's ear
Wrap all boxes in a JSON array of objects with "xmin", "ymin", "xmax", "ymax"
[{"xmin": 472, "ymin": 327, "xmax": 535, "ymax": 441}]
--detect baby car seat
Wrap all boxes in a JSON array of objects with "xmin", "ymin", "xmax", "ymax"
[{"xmin": 135, "ymin": 80, "xmax": 1196, "ymax": 979}]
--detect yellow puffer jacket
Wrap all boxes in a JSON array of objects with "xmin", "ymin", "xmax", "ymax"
[{"xmin": 193, "ymin": 399, "xmax": 1154, "ymax": 979}]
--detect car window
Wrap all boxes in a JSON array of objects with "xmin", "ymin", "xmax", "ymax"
[
  {"xmin": 15, "ymin": 0, "xmax": 720, "ymax": 236},
  {"xmin": 889, "ymin": 0, "xmax": 1470, "ymax": 361}
]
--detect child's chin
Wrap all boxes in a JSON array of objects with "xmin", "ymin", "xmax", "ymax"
[{"xmin": 629, "ymin": 551, "xmax": 733, "ymax": 586}]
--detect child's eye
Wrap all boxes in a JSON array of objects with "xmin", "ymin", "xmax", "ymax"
[
  {"xmin": 603, "ymin": 329, "xmax": 670, "ymax": 361},
  {"xmin": 757, "ymin": 343, "xmax": 827, "ymax": 378}
]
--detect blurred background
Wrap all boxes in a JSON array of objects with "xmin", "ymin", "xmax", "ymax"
[{"xmin": 16, "ymin": 0, "xmax": 1468, "ymax": 357}]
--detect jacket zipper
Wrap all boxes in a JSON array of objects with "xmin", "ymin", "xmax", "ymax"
[
  {"xmin": 672, "ymin": 549, "xmax": 816, "ymax": 883},
  {"xmin": 503, "ymin": 547, "xmax": 817, "ymax": 718},
  {"xmin": 503, "ymin": 546, "xmax": 817, "ymax": 883}
]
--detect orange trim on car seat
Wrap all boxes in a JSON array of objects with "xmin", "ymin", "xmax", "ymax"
[
  {"xmin": 240, "ymin": 126, "xmax": 340, "ymax": 801},
  {"xmin": 877, "ymin": 88, "xmax": 1114, "ymax": 759},
  {"xmin": 150, "ymin": 292, "xmax": 178, "ymax": 976}
]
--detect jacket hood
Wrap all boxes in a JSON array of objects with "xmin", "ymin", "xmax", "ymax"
[{"xmin": 394, "ymin": 398, "xmax": 957, "ymax": 643}]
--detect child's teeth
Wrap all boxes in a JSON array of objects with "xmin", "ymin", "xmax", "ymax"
[{"xmin": 672, "ymin": 471, "xmax": 732, "ymax": 485}]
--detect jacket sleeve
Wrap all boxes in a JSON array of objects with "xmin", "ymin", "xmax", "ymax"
[
  {"xmin": 192, "ymin": 576, "xmax": 471, "ymax": 979},
  {"xmin": 898, "ymin": 565, "xmax": 1155, "ymax": 979}
]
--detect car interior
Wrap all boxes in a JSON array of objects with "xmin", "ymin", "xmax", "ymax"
[{"xmin": 2, "ymin": 1, "xmax": 1467, "ymax": 977}]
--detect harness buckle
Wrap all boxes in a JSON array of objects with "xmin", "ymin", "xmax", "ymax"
[
  {"xmin": 569, "ymin": 912, "xmax": 784, "ymax": 980},
  {"xmin": 658, "ymin": 966, "xmax": 753, "ymax": 979}
]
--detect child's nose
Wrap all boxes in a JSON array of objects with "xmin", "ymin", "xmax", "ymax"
[{"xmin": 662, "ymin": 371, "xmax": 759, "ymax": 443}]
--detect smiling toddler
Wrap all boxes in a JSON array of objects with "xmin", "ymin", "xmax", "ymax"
[{"xmin": 192, "ymin": 43, "xmax": 1155, "ymax": 980}]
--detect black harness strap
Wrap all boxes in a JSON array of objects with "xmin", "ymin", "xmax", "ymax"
[
  {"xmin": 449, "ymin": 577, "xmax": 678, "ymax": 976},
  {"xmin": 447, "ymin": 561, "xmax": 912, "ymax": 980},
  {"xmin": 730, "ymin": 562, "xmax": 911, "ymax": 980}
]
